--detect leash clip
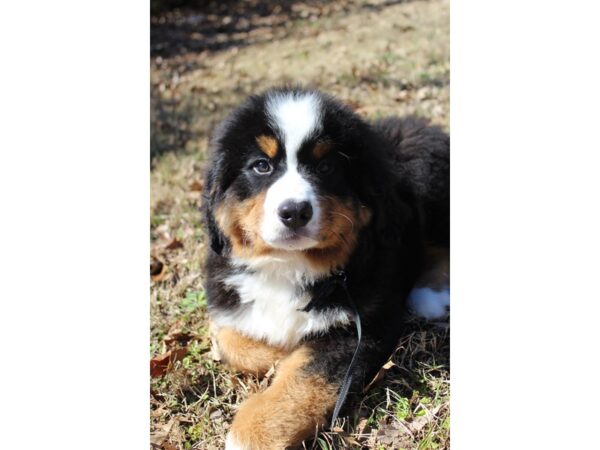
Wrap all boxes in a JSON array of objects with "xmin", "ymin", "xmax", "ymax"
[{"xmin": 333, "ymin": 269, "xmax": 347, "ymax": 286}]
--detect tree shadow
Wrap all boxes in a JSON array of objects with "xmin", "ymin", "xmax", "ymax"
[
  {"xmin": 151, "ymin": 0, "xmax": 412, "ymax": 59},
  {"xmin": 150, "ymin": 0, "xmax": 419, "ymax": 159}
]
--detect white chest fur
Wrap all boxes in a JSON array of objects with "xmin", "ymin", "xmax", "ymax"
[{"xmin": 212, "ymin": 260, "xmax": 351, "ymax": 349}]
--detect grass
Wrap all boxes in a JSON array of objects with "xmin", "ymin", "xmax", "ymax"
[{"xmin": 151, "ymin": 1, "xmax": 449, "ymax": 448}]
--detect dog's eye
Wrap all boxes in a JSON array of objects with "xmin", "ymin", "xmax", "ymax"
[
  {"xmin": 252, "ymin": 159, "xmax": 273, "ymax": 175},
  {"xmin": 317, "ymin": 160, "xmax": 334, "ymax": 175}
]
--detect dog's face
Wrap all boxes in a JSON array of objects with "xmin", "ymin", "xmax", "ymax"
[{"xmin": 207, "ymin": 89, "xmax": 376, "ymax": 273}]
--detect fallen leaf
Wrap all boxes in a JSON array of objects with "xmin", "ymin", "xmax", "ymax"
[
  {"xmin": 150, "ymin": 347, "xmax": 188, "ymax": 378},
  {"xmin": 167, "ymin": 319, "xmax": 184, "ymax": 333},
  {"xmin": 162, "ymin": 443, "xmax": 178, "ymax": 450},
  {"xmin": 363, "ymin": 360, "xmax": 396, "ymax": 392},
  {"xmin": 150, "ymin": 418, "xmax": 177, "ymax": 447},
  {"xmin": 164, "ymin": 320, "xmax": 193, "ymax": 347},
  {"xmin": 151, "ymin": 258, "xmax": 167, "ymax": 282},
  {"xmin": 150, "ymin": 352, "xmax": 171, "ymax": 378},
  {"xmin": 346, "ymin": 100, "xmax": 362, "ymax": 111},
  {"xmin": 342, "ymin": 436, "xmax": 362, "ymax": 446},
  {"xmin": 394, "ymin": 90, "xmax": 411, "ymax": 102},
  {"xmin": 189, "ymin": 180, "xmax": 204, "ymax": 191},
  {"xmin": 151, "ymin": 406, "xmax": 166, "ymax": 418},
  {"xmin": 376, "ymin": 425, "xmax": 403, "ymax": 445},
  {"xmin": 356, "ymin": 417, "xmax": 369, "ymax": 435},
  {"xmin": 177, "ymin": 415, "xmax": 194, "ymax": 424},
  {"xmin": 165, "ymin": 238, "xmax": 184, "ymax": 251},
  {"xmin": 150, "ymin": 258, "xmax": 163, "ymax": 276},
  {"xmin": 209, "ymin": 409, "xmax": 223, "ymax": 420},
  {"xmin": 155, "ymin": 224, "xmax": 170, "ymax": 237},
  {"xmin": 408, "ymin": 404, "xmax": 443, "ymax": 433},
  {"xmin": 382, "ymin": 360, "xmax": 396, "ymax": 370}
]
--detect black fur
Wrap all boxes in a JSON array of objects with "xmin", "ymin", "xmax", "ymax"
[{"xmin": 202, "ymin": 87, "xmax": 449, "ymax": 421}]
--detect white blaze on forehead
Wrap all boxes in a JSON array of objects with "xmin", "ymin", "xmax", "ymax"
[
  {"xmin": 260, "ymin": 92, "xmax": 323, "ymax": 249},
  {"xmin": 266, "ymin": 92, "xmax": 322, "ymax": 164}
]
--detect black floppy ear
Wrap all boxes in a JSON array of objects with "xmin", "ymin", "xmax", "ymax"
[
  {"xmin": 354, "ymin": 131, "xmax": 420, "ymax": 246},
  {"xmin": 205, "ymin": 201, "xmax": 225, "ymax": 255},
  {"xmin": 202, "ymin": 156, "xmax": 227, "ymax": 256},
  {"xmin": 366, "ymin": 174, "xmax": 417, "ymax": 245}
]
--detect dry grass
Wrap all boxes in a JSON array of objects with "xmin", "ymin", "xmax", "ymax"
[{"xmin": 151, "ymin": 1, "xmax": 449, "ymax": 448}]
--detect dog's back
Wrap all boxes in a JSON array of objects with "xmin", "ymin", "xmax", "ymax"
[{"xmin": 373, "ymin": 116, "xmax": 450, "ymax": 246}]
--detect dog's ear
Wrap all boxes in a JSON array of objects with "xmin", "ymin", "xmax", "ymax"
[
  {"xmin": 353, "ymin": 130, "xmax": 421, "ymax": 247},
  {"xmin": 204, "ymin": 202, "xmax": 225, "ymax": 256},
  {"xmin": 202, "ymin": 153, "xmax": 228, "ymax": 256},
  {"xmin": 366, "ymin": 174, "xmax": 417, "ymax": 246}
]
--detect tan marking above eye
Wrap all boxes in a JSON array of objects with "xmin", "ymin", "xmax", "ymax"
[
  {"xmin": 256, "ymin": 135, "xmax": 278, "ymax": 159},
  {"xmin": 312, "ymin": 142, "xmax": 332, "ymax": 159}
]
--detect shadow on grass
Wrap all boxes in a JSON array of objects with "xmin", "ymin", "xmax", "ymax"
[
  {"xmin": 151, "ymin": 0, "xmax": 413, "ymax": 59},
  {"xmin": 150, "ymin": 0, "xmax": 428, "ymax": 160},
  {"xmin": 150, "ymin": 81, "xmax": 250, "ymax": 160},
  {"xmin": 151, "ymin": 85, "xmax": 194, "ymax": 160}
]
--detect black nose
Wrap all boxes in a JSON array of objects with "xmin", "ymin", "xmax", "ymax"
[{"xmin": 277, "ymin": 200, "xmax": 313, "ymax": 229}]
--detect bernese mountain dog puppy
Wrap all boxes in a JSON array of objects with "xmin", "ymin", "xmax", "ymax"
[{"xmin": 202, "ymin": 87, "xmax": 449, "ymax": 450}]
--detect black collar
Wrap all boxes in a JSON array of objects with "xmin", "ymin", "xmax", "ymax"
[{"xmin": 302, "ymin": 270, "xmax": 349, "ymax": 313}]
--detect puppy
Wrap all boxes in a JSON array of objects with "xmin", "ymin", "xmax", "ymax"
[{"xmin": 202, "ymin": 87, "xmax": 449, "ymax": 450}]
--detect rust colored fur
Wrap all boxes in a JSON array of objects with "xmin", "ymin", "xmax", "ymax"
[
  {"xmin": 303, "ymin": 197, "xmax": 371, "ymax": 272},
  {"xmin": 215, "ymin": 192, "xmax": 275, "ymax": 259},
  {"xmin": 215, "ymin": 327, "xmax": 290, "ymax": 377},
  {"xmin": 312, "ymin": 142, "xmax": 332, "ymax": 159},
  {"xmin": 203, "ymin": 88, "xmax": 450, "ymax": 450},
  {"xmin": 216, "ymin": 192, "xmax": 371, "ymax": 274},
  {"xmin": 256, "ymin": 135, "xmax": 278, "ymax": 159},
  {"xmin": 228, "ymin": 347, "xmax": 338, "ymax": 450}
]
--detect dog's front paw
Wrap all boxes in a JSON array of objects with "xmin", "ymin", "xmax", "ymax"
[
  {"xmin": 224, "ymin": 392, "xmax": 287, "ymax": 450},
  {"xmin": 224, "ymin": 347, "xmax": 337, "ymax": 450},
  {"xmin": 224, "ymin": 433, "xmax": 248, "ymax": 450}
]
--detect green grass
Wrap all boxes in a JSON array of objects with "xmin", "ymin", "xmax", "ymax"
[{"xmin": 151, "ymin": 1, "xmax": 449, "ymax": 449}]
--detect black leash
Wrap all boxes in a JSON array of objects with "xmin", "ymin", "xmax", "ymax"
[{"xmin": 329, "ymin": 271, "xmax": 362, "ymax": 428}]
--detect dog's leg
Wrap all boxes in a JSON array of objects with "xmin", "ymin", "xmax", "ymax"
[
  {"xmin": 225, "ymin": 346, "xmax": 336, "ymax": 450},
  {"xmin": 213, "ymin": 326, "xmax": 290, "ymax": 377},
  {"xmin": 225, "ymin": 333, "xmax": 391, "ymax": 450}
]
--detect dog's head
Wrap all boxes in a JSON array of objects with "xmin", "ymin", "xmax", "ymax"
[{"xmin": 204, "ymin": 88, "xmax": 401, "ymax": 274}]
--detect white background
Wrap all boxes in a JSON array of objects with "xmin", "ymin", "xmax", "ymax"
[{"xmin": 1, "ymin": 0, "xmax": 599, "ymax": 448}]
